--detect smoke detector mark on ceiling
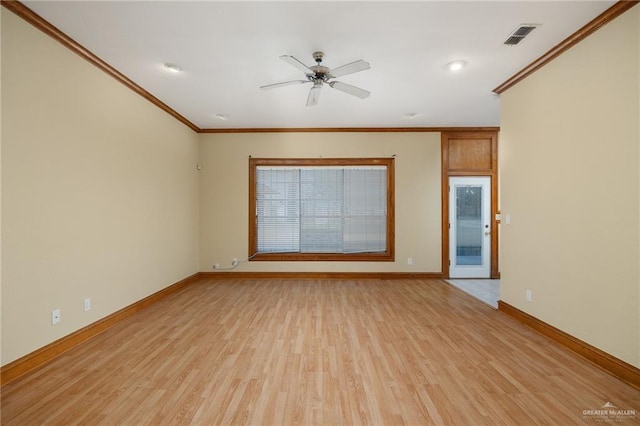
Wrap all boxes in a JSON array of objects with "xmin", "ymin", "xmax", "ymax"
[{"xmin": 504, "ymin": 24, "xmax": 540, "ymax": 46}]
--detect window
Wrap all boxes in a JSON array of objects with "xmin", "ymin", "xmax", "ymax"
[{"xmin": 249, "ymin": 158, "xmax": 395, "ymax": 261}]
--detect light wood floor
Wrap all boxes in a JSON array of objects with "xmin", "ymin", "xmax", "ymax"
[{"xmin": 2, "ymin": 278, "xmax": 639, "ymax": 425}]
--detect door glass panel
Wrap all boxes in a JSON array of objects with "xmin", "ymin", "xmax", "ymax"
[{"xmin": 456, "ymin": 185, "xmax": 483, "ymax": 266}]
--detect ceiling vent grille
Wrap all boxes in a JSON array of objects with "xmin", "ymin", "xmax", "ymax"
[{"xmin": 504, "ymin": 24, "xmax": 540, "ymax": 46}]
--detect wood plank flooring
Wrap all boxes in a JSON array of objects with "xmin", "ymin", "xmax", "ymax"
[{"xmin": 1, "ymin": 278, "xmax": 639, "ymax": 425}]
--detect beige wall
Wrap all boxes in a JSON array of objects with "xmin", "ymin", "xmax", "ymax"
[
  {"xmin": 6, "ymin": 0, "xmax": 637, "ymax": 372},
  {"xmin": 500, "ymin": 6, "xmax": 640, "ymax": 366},
  {"xmin": 199, "ymin": 132, "xmax": 441, "ymax": 273},
  {"xmin": 1, "ymin": 10, "xmax": 200, "ymax": 365}
]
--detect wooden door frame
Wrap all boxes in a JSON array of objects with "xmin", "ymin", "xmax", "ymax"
[{"xmin": 441, "ymin": 132, "xmax": 499, "ymax": 279}]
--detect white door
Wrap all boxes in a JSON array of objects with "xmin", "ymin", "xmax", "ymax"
[{"xmin": 449, "ymin": 177, "xmax": 491, "ymax": 278}]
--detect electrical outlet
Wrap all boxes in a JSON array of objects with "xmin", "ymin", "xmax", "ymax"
[
  {"xmin": 214, "ymin": 263, "xmax": 220, "ymax": 270},
  {"xmin": 232, "ymin": 258, "xmax": 238, "ymax": 266},
  {"xmin": 52, "ymin": 309, "xmax": 61, "ymax": 325},
  {"xmin": 407, "ymin": 258, "xmax": 413, "ymax": 266},
  {"xmin": 526, "ymin": 289, "xmax": 533, "ymax": 303},
  {"xmin": 84, "ymin": 298, "xmax": 91, "ymax": 312}
]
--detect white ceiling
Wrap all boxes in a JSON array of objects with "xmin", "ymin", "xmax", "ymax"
[{"xmin": 23, "ymin": 1, "xmax": 615, "ymax": 130}]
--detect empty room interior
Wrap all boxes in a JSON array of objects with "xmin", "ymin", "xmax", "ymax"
[{"xmin": 2, "ymin": 0, "xmax": 640, "ymax": 424}]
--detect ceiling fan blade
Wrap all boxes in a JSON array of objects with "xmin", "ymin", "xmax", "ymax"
[
  {"xmin": 329, "ymin": 81, "xmax": 370, "ymax": 99},
  {"xmin": 280, "ymin": 55, "xmax": 313, "ymax": 74},
  {"xmin": 260, "ymin": 80, "xmax": 309, "ymax": 90},
  {"xmin": 306, "ymin": 84, "xmax": 322, "ymax": 106},
  {"xmin": 329, "ymin": 60, "xmax": 370, "ymax": 78}
]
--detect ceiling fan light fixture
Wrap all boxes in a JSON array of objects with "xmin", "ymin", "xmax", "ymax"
[
  {"xmin": 446, "ymin": 60, "xmax": 467, "ymax": 72},
  {"xmin": 262, "ymin": 52, "xmax": 371, "ymax": 106},
  {"xmin": 163, "ymin": 63, "xmax": 183, "ymax": 73}
]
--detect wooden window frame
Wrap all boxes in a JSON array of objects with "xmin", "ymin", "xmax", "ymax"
[{"xmin": 249, "ymin": 157, "xmax": 395, "ymax": 262}]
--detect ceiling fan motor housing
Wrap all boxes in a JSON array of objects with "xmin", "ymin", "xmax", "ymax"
[
  {"xmin": 308, "ymin": 65, "xmax": 331, "ymax": 80},
  {"xmin": 309, "ymin": 52, "xmax": 331, "ymax": 81}
]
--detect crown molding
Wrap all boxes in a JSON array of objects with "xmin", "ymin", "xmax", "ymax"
[
  {"xmin": 10, "ymin": 0, "xmax": 631, "ymax": 134},
  {"xmin": 1, "ymin": 0, "xmax": 200, "ymax": 132},
  {"xmin": 494, "ymin": 1, "xmax": 639, "ymax": 94},
  {"xmin": 199, "ymin": 127, "xmax": 500, "ymax": 134}
]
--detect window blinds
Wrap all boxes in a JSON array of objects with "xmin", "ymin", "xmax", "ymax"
[{"xmin": 256, "ymin": 166, "xmax": 387, "ymax": 254}]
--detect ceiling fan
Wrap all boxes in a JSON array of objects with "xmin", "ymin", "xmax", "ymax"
[{"xmin": 260, "ymin": 51, "xmax": 371, "ymax": 106}]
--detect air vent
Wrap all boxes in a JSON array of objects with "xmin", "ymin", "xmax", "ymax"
[{"xmin": 504, "ymin": 24, "xmax": 540, "ymax": 45}]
